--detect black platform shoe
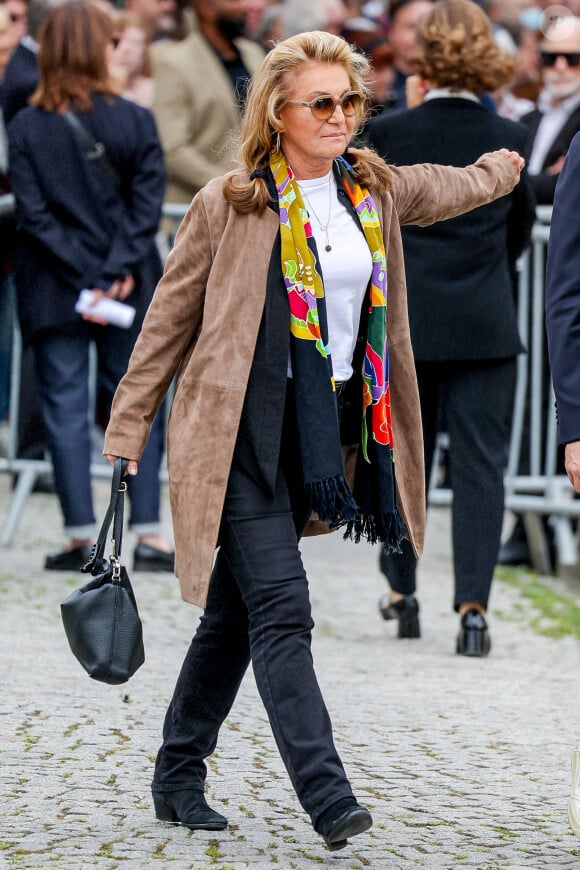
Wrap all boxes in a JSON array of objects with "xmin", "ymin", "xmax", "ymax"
[
  {"xmin": 378, "ymin": 594, "xmax": 421, "ymax": 638},
  {"xmin": 316, "ymin": 798, "xmax": 373, "ymax": 851},
  {"xmin": 44, "ymin": 544, "xmax": 93, "ymax": 571},
  {"xmin": 134, "ymin": 543, "xmax": 175, "ymax": 572},
  {"xmin": 456, "ymin": 609, "xmax": 491, "ymax": 657},
  {"xmin": 153, "ymin": 789, "xmax": 227, "ymax": 830}
]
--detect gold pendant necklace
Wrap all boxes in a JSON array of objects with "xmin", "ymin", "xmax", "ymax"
[{"xmin": 300, "ymin": 172, "xmax": 333, "ymax": 252}]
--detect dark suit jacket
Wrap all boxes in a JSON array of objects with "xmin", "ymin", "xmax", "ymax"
[
  {"xmin": 8, "ymin": 94, "xmax": 166, "ymax": 343},
  {"xmin": 521, "ymin": 103, "xmax": 580, "ymax": 205},
  {"xmin": 0, "ymin": 43, "xmax": 39, "ymax": 125},
  {"xmin": 367, "ymin": 97, "xmax": 535, "ymax": 361},
  {"xmin": 545, "ymin": 131, "xmax": 580, "ymax": 444}
]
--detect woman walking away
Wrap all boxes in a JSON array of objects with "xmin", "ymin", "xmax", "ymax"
[{"xmin": 368, "ymin": 0, "xmax": 535, "ymax": 655}]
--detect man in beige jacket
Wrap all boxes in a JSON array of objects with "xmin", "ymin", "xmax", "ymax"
[{"xmin": 152, "ymin": 0, "xmax": 264, "ymax": 204}]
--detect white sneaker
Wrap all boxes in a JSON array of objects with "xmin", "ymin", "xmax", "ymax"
[{"xmin": 569, "ymin": 742, "xmax": 580, "ymax": 836}]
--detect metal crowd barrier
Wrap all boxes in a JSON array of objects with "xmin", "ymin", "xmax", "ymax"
[{"xmin": 0, "ymin": 205, "xmax": 578, "ymax": 574}]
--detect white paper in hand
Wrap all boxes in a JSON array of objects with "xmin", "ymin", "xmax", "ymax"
[{"xmin": 75, "ymin": 289, "xmax": 136, "ymax": 329}]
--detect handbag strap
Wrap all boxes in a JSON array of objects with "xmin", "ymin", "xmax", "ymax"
[
  {"xmin": 62, "ymin": 111, "xmax": 121, "ymax": 190},
  {"xmin": 81, "ymin": 458, "xmax": 128, "ymax": 576}
]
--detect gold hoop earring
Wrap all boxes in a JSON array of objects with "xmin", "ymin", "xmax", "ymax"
[{"xmin": 275, "ymin": 131, "xmax": 281, "ymax": 153}]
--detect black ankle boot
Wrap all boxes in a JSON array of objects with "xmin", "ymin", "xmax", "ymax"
[
  {"xmin": 152, "ymin": 789, "xmax": 228, "ymax": 830},
  {"xmin": 315, "ymin": 798, "xmax": 373, "ymax": 851},
  {"xmin": 378, "ymin": 594, "xmax": 421, "ymax": 638}
]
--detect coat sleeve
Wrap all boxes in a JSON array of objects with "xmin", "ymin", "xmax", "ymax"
[
  {"xmin": 390, "ymin": 153, "xmax": 519, "ymax": 226},
  {"xmin": 103, "ymin": 188, "xmax": 215, "ymax": 461},
  {"xmin": 545, "ymin": 133, "xmax": 580, "ymax": 445},
  {"xmin": 97, "ymin": 109, "xmax": 166, "ymax": 284}
]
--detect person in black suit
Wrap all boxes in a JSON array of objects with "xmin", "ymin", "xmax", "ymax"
[
  {"xmin": 367, "ymin": 0, "xmax": 535, "ymax": 655},
  {"xmin": 8, "ymin": 0, "xmax": 174, "ymax": 572},
  {"xmin": 520, "ymin": 16, "xmax": 580, "ymax": 206},
  {"xmin": 544, "ymin": 130, "xmax": 580, "ymax": 839},
  {"xmin": 546, "ymin": 132, "xmax": 580, "ymax": 464},
  {"xmin": 498, "ymin": 16, "xmax": 580, "ymax": 567}
]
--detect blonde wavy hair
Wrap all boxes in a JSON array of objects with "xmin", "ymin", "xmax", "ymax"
[
  {"xmin": 222, "ymin": 30, "xmax": 392, "ymax": 214},
  {"xmin": 414, "ymin": 0, "xmax": 514, "ymax": 94}
]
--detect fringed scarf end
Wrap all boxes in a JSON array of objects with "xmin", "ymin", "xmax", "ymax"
[
  {"xmin": 342, "ymin": 509, "xmax": 405, "ymax": 550},
  {"xmin": 306, "ymin": 474, "xmax": 359, "ymax": 525}
]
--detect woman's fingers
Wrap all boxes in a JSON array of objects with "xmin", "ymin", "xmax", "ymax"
[{"xmin": 103, "ymin": 454, "xmax": 139, "ymax": 475}]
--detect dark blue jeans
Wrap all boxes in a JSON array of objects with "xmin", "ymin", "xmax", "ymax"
[
  {"xmin": 153, "ymin": 446, "xmax": 354, "ymax": 826},
  {"xmin": 33, "ymin": 321, "xmax": 163, "ymax": 537}
]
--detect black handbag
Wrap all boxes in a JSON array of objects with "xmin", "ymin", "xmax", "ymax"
[{"xmin": 60, "ymin": 458, "xmax": 145, "ymax": 685}]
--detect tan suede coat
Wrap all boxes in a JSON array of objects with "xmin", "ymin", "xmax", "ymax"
[{"xmin": 103, "ymin": 154, "xmax": 519, "ymax": 607}]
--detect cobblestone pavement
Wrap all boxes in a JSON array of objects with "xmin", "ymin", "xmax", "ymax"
[{"xmin": 2, "ymin": 475, "xmax": 580, "ymax": 870}]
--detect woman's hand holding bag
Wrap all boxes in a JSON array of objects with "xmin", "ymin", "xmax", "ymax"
[{"xmin": 60, "ymin": 458, "xmax": 145, "ymax": 685}]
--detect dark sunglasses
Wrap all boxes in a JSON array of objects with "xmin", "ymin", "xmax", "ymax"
[
  {"xmin": 285, "ymin": 91, "xmax": 364, "ymax": 120},
  {"xmin": 541, "ymin": 50, "xmax": 580, "ymax": 67}
]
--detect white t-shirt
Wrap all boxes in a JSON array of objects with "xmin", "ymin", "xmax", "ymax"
[
  {"xmin": 528, "ymin": 90, "xmax": 580, "ymax": 176},
  {"xmin": 291, "ymin": 170, "xmax": 373, "ymax": 382}
]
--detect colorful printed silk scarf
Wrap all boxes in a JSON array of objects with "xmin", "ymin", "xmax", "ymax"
[{"xmin": 269, "ymin": 149, "xmax": 404, "ymax": 550}]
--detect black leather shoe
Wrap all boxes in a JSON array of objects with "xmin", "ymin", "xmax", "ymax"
[
  {"xmin": 378, "ymin": 594, "xmax": 421, "ymax": 638},
  {"xmin": 497, "ymin": 519, "xmax": 533, "ymax": 567},
  {"xmin": 316, "ymin": 800, "xmax": 373, "ymax": 851},
  {"xmin": 44, "ymin": 544, "xmax": 93, "ymax": 571},
  {"xmin": 497, "ymin": 537, "xmax": 532, "ymax": 567},
  {"xmin": 456, "ymin": 609, "xmax": 491, "ymax": 657},
  {"xmin": 133, "ymin": 543, "xmax": 175, "ymax": 572},
  {"xmin": 153, "ymin": 789, "xmax": 227, "ymax": 830}
]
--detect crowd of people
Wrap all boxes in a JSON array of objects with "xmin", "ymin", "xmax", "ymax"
[{"xmin": 1, "ymin": 0, "xmax": 580, "ymax": 850}]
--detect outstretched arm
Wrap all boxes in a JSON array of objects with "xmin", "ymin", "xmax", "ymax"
[{"xmin": 391, "ymin": 149, "xmax": 524, "ymax": 227}]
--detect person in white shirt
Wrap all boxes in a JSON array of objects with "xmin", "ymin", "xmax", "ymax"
[{"xmin": 520, "ymin": 16, "xmax": 580, "ymax": 205}]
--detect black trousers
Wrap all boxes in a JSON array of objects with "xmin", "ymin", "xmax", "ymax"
[
  {"xmin": 382, "ymin": 358, "xmax": 516, "ymax": 611},
  {"xmin": 152, "ymin": 397, "xmax": 353, "ymax": 826}
]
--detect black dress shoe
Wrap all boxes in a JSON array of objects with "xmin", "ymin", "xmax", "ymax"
[
  {"xmin": 497, "ymin": 518, "xmax": 532, "ymax": 567},
  {"xmin": 497, "ymin": 537, "xmax": 532, "ymax": 567},
  {"xmin": 378, "ymin": 593, "xmax": 421, "ymax": 638},
  {"xmin": 456, "ymin": 609, "xmax": 491, "ymax": 657},
  {"xmin": 133, "ymin": 543, "xmax": 175, "ymax": 572},
  {"xmin": 316, "ymin": 799, "xmax": 373, "ymax": 851},
  {"xmin": 44, "ymin": 544, "xmax": 93, "ymax": 571},
  {"xmin": 152, "ymin": 789, "xmax": 227, "ymax": 830}
]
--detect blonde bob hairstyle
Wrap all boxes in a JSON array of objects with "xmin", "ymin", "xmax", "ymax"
[
  {"xmin": 414, "ymin": 0, "xmax": 514, "ymax": 95},
  {"xmin": 223, "ymin": 30, "xmax": 392, "ymax": 214}
]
